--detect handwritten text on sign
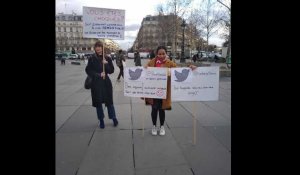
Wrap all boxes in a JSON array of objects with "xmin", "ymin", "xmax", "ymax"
[
  {"xmin": 83, "ymin": 6, "xmax": 125, "ymax": 39},
  {"xmin": 124, "ymin": 67, "xmax": 168, "ymax": 99},
  {"xmin": 171, "ymin": 67, "xmax": 219, "ymax": 101}
]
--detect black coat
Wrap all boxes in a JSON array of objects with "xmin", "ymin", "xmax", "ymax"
[
  {"xmin": 85, "ymin": 53, "xmax": 114, "ymax": 107},
  {"xmin": 134, "ymin": 54, "xmax": 141, "ymax": 66}
]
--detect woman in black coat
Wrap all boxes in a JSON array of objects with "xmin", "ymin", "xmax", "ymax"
[
  {"xmin": 134, "ymin": 51, "xmax": 141, "ymax": 66},
  {"xmin": 85, "ymin": 41, "xmax": 118, "ymax": 128}
]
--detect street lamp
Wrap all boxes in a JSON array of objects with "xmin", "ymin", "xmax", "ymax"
[{"xmin": 180, "ymin": 19, "xmax": 187, "ymax": 63}]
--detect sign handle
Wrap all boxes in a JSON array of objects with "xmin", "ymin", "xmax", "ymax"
[
  {"xmin": 193, "ymin": 102, "xmax": 196, "ymax": 145},
  {"xmin": 102, "ymin": 42, "xmax": 105, "ymax": 80},
  {"xmin": 142, "ymin": 97, "xmax": 145, "ymax": 137}
]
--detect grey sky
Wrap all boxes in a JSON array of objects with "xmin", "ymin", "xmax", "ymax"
[{"xmin": 56, "ymin": 0, "xmax": 228, "ymax": 49}]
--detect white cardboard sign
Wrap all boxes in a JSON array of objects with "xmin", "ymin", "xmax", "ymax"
[
  {"xmin": 124, "ymin": 67, "xmax": 168, "ymax": 99},
  {"xmin": 171, "ymin": 67, "xmax": 219, "ymax": 101},
  {"xmin": 83, "ymin": 6, "xmax": 125, "ymax": 39}
]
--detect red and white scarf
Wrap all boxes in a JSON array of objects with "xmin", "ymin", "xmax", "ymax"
[{"xmin": 155, "ymin": 57, "xmax": 166, "ymax": 67}]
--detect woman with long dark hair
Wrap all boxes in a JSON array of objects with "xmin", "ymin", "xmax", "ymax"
[{"xmin": 85, "ymin": 41, "xmax": 118, "ymax": 128}]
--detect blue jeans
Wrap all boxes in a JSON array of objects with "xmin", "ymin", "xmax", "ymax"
[{"xmin": 96, "ymin": 104, "xmax": 116, "ymax": 120}]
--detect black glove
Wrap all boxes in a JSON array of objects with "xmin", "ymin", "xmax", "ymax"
[{"xmin": 94, "ymin": 73, "xmax": 102, "ymax": 79}]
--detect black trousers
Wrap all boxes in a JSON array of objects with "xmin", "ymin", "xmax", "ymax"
[
  {"xmin": 117, "ymin": 65, "xmax": 123, "ymax": 79},
  {"xmin": 151, "ymin": 99, "xmax": 165, "ymax": 126}
]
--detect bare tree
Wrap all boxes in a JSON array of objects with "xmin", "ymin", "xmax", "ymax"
[
  {"xmin": 156, "ymin": 4, "xmax": 165, "ymax": 15},
  {"xmin": 188, "ymin": 10, "xmax": 205, "ymax": 52},
  {"xmin": 217, "ymin": 0, "xmax": 231, "ymax": 59},
  {"xmin": 164, "ymin": 0, "xmax": 192, "ymax": 57},
  {"xmin": 217, "ymin": 0, "xmax": 230, "ymax": 11},
  {"xmin": 196, "ymin": 0, "xmax": 223, "ymax": 52}
]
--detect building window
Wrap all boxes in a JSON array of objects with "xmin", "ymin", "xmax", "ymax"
[
  {"xmin": 64, "ymin": 27, "xmax": 66, "ymax": 32},
  {"xmin": 70, "ymin": 27, "xmax": 73, "ymax": 32},
  {"xmin": 58, "ymin": 27, "xmax": 61, "ymax": 32}
]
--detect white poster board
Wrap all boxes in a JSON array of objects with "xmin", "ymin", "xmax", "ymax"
[
  {"xmin": 83, "ymin": 6, "xmax": 125, "ymax": 39},
  {"xmin": 124, "ymin": 67, "xmax": 168, "ymax": 99},
  {"xmin": 171, "ymin": 67, "xmax": 219, "ymax": 101},
  {"xmin": 222, "ymin": 47, "xmax": 228, "ymax": 58}
]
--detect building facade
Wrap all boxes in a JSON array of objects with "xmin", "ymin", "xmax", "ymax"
[
  {"xmin": 55, "ymin": 13, "xmax": 120, "ymax": 53},
  {"xmin": 132, "ymin": 14, "xmax": 205, "ymax": 58}
]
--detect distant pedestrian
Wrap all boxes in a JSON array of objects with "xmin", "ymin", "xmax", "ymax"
[
  {"xmin": 84, "ymin": 56, "xmax": 88, "ymax": 65},
  {"xmin": 60, "ymin": 55, "xmax": 65, "ymax": 65},
  {"xmin": 116, "ymin": 49, "xmax": 126, "ymax": 82},
  {"xmin": 149, "ymin": 50, "xmax": 155, "ymax": 60},
  {"xmin": 134, "ymin": 51, "xmax": 141, "ymax": 66},
  {"xmin": 192, "ymin": 53, "xmax": 199, "ymax": 62}
]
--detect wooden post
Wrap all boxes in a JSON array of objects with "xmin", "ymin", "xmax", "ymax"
[
  {"xmin": 193, "ymin": 102, "xmax": 196, "ymax": 145},
  {"xmin": 102, "ymin": 42, "xmax": 105, "ymax": 80},
  {"xmin": 142, "ymin": 98, "xmax": 145, "ymax": 137}
]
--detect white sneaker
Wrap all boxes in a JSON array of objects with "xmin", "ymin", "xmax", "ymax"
[
  {"xmin": 159, "ymin": 126, "xmax": 165, "ymax": 136},
  {"xmin": 151, "ymin": 125, "xmax": 157, "ymax": 136}
]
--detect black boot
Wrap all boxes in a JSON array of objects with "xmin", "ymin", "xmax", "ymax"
[
  {"xmin": 99, "ymin": 119, "xmax": 105, "ymax": 129},
  {"xmin": 113, "ymin": 118, "xmax": 118, "ymax": 127}
]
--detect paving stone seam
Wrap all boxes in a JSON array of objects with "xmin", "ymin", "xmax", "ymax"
[
  {"xmin": 190, "ymin": 167, "xmax": 196, "ymax": 175},
  {"xmin": 56, "ymin": 86, "xmax": 83, "ymax": 102},
  {"xmin": 129, "ymin": 97, "xmax": 138, "ymax": 172},
  {"xmin": 87, "ymin": 127, "xmax": 97, "ymax": 146},
  {"xmin": 56, "ymin": 105, "xmax": 85, "ymax": 107},
  {"xmin": 135, "ymin": 163, "xmax": 189, "ymax": 172},
  {"xmin": 178, "ymin": 103, "xmax": 231, "ymax": 153},
  {"xmin": 55, "ymin": 105, "xmax": 82, "ymax": 133},
  {"xmin": 202, "ymin": 102, "xmax": 231, "ymax": 122},
  {"xmin": 164, "ymin": 123, "xmax": 196, "ymax": 172}
]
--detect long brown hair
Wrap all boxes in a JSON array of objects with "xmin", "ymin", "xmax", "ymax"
[
  {"xmin": 94, "ymin": 41, "xmax": 103, "ymax": 48},
  {"xmin": 94, "ymin": 41, "xmax": 111, "ymax": 55}
]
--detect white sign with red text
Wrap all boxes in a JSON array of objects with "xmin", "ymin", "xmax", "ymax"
[
  {"xmin": 83, "ymin": 6, "xmax": 125, "ymax": 39},
  {"xmin": 124, "ymin": 67, "xmax": 168, "ymax": 99}
]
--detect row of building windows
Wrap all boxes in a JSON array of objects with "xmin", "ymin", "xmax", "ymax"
[
  {"xmin": 145, "ymin": 15, "xmax": 172, "ymax": 21},
  {"xmin": 56, "ymin": 27, "xmax": 82, "ymax": 32},
  {"xmin": 56, "ymin": 15, "xmax": 82, "ymax": 21},
  {"xmin": 57, "ymin": 47, "xmax": 92, "ymax": 51},
  {"xmin": 56, "ymin": 40, "xmax": 92, "ymax": 45},
  {"xmin": 56, "ymin": 39, "xmax": 94, "ymax": 44},
  {"xmin": 56, "ymin": 33, "xmax": 83, "ymax": 37},
  {"xmin": 56, "ymin": 14, "xmax": 120, "ymax": 52},
  {"xmin": 56, "ymin": 22, "xmax": 80, "ymax": 26},
  {"xmin": 56, "ymin": 37, "xmax": 91, "ymax": 41}
]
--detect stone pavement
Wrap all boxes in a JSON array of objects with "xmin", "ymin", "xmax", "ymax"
[{"xmin": 56, "ymin": 58, "xmax": 231, "ymax": 175}]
